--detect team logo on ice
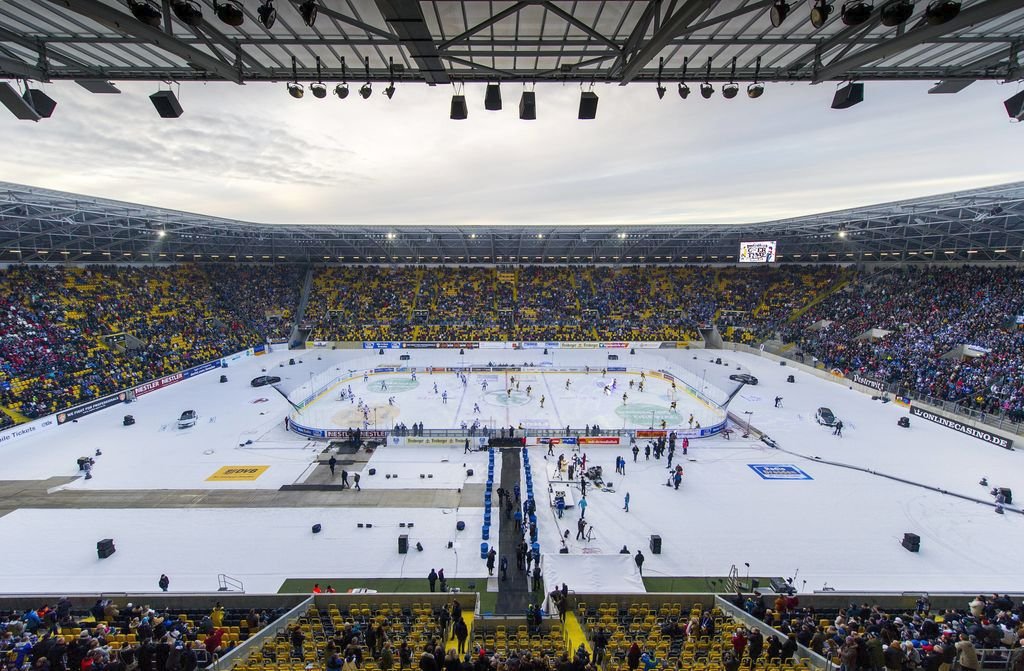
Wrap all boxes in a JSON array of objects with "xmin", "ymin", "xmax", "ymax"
[{"xmin": 748, "ymin": 464, "xmax": 813, "ymax": 480}]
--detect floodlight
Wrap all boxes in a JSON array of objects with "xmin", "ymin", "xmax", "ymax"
[
  {"xmin": 770, "ymin": 0, "xmax": 791, "ymax": 26},
  {"xmin": 214, "ymin": 0, "xmax": 244, "ymax": 26},
  {"xmin": 810, "ymin": 0, "xmax": 833, "ymax": 27},
  {"xmin": 656, "ymin": 85, "xmax": 666, "ymax": 99},
  {"xmin": 383, "ymin": 56, "xmax": 397, "ymax": 100},
  {"xmin": 747, "ymin": 82, "xmax": 764, "ymax": 98},
  {"xmin": 880, "ymin": 0, "xmax": 913, "ymax": 25},
  {"xmin": 722, "ymin": 83, "xmax": 739, "ymax": 99},
  {"xmin": 655, "ymin": 57, "xmax": 666, "ymax": 100},
  {"xmin": 310, "ymin": 55, "xmax": 327, "ymax": 98},
  {"xmin": 384, "ymin": 84, "xmax": 395, "ymax": 99},
  {"xmin": 299, "ymin": 0, "xmax": 318, "ymax": 27},
  {"xmin": 287, "ymin": 56, "xmax": 303, "ymax": 99},
  {"xmin": 171, "ymin": 0, "xmax": 203, "ymax": 26},
  {"xmin": 335, "ymin": 83, "xmax": 349, "ymax": 99},
  {"xmin": 485, "ymin": 83, "xmax": 502, "ymax": 110},
  {"xmin": 678, "ymin": 56, "xmax": 691, "ymax": 99},
  {"xmin": 924, "ymin": 0, "xmax": 959, "ymax": 23},
  {"xmin": 359, "ymin": 83, "xmax": 372, "ymax": 99},
  {"xmin": 700, "ymin": 82, "xmax": 714, "ymax": 99},
  {"xmin": 257, "ymin": 0, "xmax": 277, "ymax": 28},
  {"xmin": 127, "ymin": 0, "xmax": 162, "ymax": 27},
  {"xmin": 841, "ymin": 1, "xmax": 873, "ymax": 25}
]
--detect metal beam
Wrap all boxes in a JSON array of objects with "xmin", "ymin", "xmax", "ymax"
[
  {"xmin": 0, "ymin": 54, "xmax": 46, "ymax": 80},
  {"xmin": 437, "ymin": 2, "xmax": 532, "ymax": 51},
  {"xmin": 374, "ymin": 0, "xmax": 450, "ymax": 84},
  {"xmin": 540, "ymin": 2, "xmax": 622, "ymax": 55},
  {"xmin": 42, "ymin": 0, "xmax": 243, "ymax": 83},
  {"xmin": 813, "ymin": 0, "xmax": 1022, "ymax": 82},
  {"xmin": 619, "ymin": 0, "xmax": 720, "ymax": 84}
]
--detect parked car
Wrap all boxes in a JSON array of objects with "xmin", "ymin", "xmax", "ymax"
[
  {"xmin": 250, "ymin": 375, "xmax": 282, "ymax": 387},
  {"xmin": 729, "ymin": 373, "xmax": 759, "ymax": 385},
  {"xmin": 815, "ymin": 407, "xmax": 837, "ymax": 426},
  {"xmin": 178, "ymin": 410, "xmax": 198, "ymax": 429}
]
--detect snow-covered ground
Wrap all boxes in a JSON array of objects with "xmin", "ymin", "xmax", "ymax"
[{"xmin": 0, "ymin": 347, "xmax": 1020, "ymax": 594}]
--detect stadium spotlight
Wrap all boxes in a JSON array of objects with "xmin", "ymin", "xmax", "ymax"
[
  {"xmin": 841, "ymin": 1, "xmax": 873, "ymax": 25},
  {"xmin": 838, "ymin": 229, "xmax": 848, "ymax": 238},
  {"xmin": 770, "ymin": 0, "xmax": 791, "ymax": 27},
  {"xmin": 810, "ymin": 0, "xmax": 834, "ymax": 27},
  {"xmin": 171, "ymin": 0, "xmax": 203, "ymax": 26},
  {"xmin": 700, "ymin": 57, "xmax": 714, "ymax": 99},
  {"xmin": 127, "ymin": 0, "xmax": 162, "ymax": 27},
  {"xmin": 879, "ymin": 0, "xmax": 914, "ymax": 26},
  {"xmin": 334, "ymin": 57, "xmax": 349, "ymax": 98},
  {"xmin": 678, "ymin": 56, "xmax": 691, "ymax": 99},
  {"xmin": 655, "ymin": 57, "xmax": 666, "ymax": 100},
  {"xmin": 310, "ymin": 56, "xmax": 327, "ymax": 98},
  {"xmin": 722, "ymin": 57, "xmax": 739, "ymax": 99},
  {"xmin": 287, "ymin": 56, "xmax": 304, "ymax": 99},
  {"xmin": 359, "ymin": 56, "xmax": 372, "ymax": 99},
  {"xmin": 213, "ymin": 0, "xmax": 244, "ymax": 26},
  {"xmin": 747, "ymin": 56, "xmax": 764, "ymax": 98},
  {"xmin": 299, "ymin": 0, "xmax": 318, "ymax": 27},
  {"xmin": 485, "ymin": 83, "xmax": 502, "ymax": 110},
  {"xmin": 257, "ymin": 0, "xmax": 277, "ymax": 29},
  {"xmin": 383, "ymin": 57, "xmax": 396, "ymax": 100},
  {"xmin": 924, "ymin": 0, "xmax": 959, "ymax": 23}
]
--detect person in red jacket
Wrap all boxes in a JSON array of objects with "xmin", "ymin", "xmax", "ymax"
[
  {"xmin": 627, "ymin": 643, "xmax": 642, "ymax": 671},
  {"xmin": 732, "ymin": 627, "xmax": 749, "ymax": 657},
  {"xmin": 205, "ymin": 629, "xmax": 226, "ymax": 657}
]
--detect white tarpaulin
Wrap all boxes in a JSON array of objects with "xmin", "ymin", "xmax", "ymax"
[{"xmin": 542, "ymin": 553, "xmax": 647, "ymax": 595}]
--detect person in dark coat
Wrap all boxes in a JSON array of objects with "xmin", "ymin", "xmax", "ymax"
[
  {"xmin": 158, "ymin": 575, "xmax": 169, "ymax": 592},
  {"xmin": 428, "ymin": 569, "xmax": 438, "ymax": 592},
  {"xmin": 486, "ymin": 549, "xmax": 496, "ymax": 576},
  {"xmin": 454, "ymin": 618, "xmax": 469, "ymax": 655},
  {"xmin": 329, "ymin": 455, "xmax": 337, "ymax": 476},
  {"xmin": 627, "ymin": 643, "xmax": 642, "ymax": 671},
  {"xmin": 782, "ymin": 633, "xmax": 799, "ymax": 662},
  {"xmin": 748, "ymin": 628, "xmax": 765, "ymax": 665},
  {"xmin": 634, "ymin": 550, "xmax": 645, "ymax": 575}
]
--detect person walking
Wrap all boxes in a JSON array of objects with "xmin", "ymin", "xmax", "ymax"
[
  {"xmin": 632, "ymin": 443, "xmax": 639, "ymax": 462},
  {"xmin": 428, "ymin": 569, "xmax": 438, "ymax": 592},
  {"xmin": 500, "ymin": 556, "xmax": 508, "ymax": 581},
  {"xmin": 623, "ymin": 492, "xmax": 630, "ymax": 512},
  {"xmin": 453, "ymin": 618, "xmax": 468, "ymax": 655},
  {"xmin": 486, "ymin": 548, "xmax": 496, "ymax": 576},
  {"xmin": 576, "ymin": 517, "xmax": 587, "ymax": 541},
  {"xmin": 341, "ymin": 469, "xmax": 350, "ymax": 489},
  {"xmin": 328, "ymin": 455, "xmax": 337, "ymax": 477},
  {"xmin": 578, "ymin": 496, "xmax": 587, "ymax": 519},
  {"xmin": 158, "ymin": 574, "xmax": 170, "ymax": 592},
  {"xmin": 353, "ymin": 472, "xmax": 361, "ymax": 491},
  {"xmin": 833, "ymin": 420, "xmax": 844, "ymax": 436}
]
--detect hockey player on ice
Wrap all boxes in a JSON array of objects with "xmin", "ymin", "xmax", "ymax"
[
  {"xmin": 389, "ymin": 396, "xmax": 395, "ymax": 406},
  {"xmin": 434, "ymin": 382, "xmax": 439, "ymax": 394},
  {"xmin": 539, "ymin": 395, "xmax": 545, "ymax": 408},
  {"xmin": 481, "ymin": 380, "xmax": 488, "ymax": 391},
  {"xmin": 565, "ymin": 379, "xmax": 571, "ymax": 390},
  {"xmin": 603, "ymin": 385, "xmax": 611, "ymax": 395},
  {"xmin": 442, "ymin": 390, "xmax": 448, "ymax": 404},
  {"xmin": 622, "ymin": 392, "xmax": 628, "ymax": 405},
  {"xmin": 473, "ymin": 403, "xmax": 481, "ymax": 414}
]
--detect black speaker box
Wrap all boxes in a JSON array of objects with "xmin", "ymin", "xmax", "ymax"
[
  {"xmin": 450, "ymin": 95, "xmax": 468, "ymax": 120},
  {"xmin": 787, "ymin": 375, "xmax": 795, "ymax": 383},
  {"xmin": 578, "ymin": 91, "xmax": 599, "ymax": 119},
  {"xmin": 608, "ymin": 354, "xmax": 618, "ymax": 360},
  {"xmin": 97, "ymin": 538, "xmax": 115, "ymax": 559},
  {"xmin": 1004, "ymin": 90, "xmax": 1024, "ymax": 121},
  {"xmin": 519, "ymin": 91, "xmax": 536, "ymax": 120},
  {"xmin": 831, "ymin": 82, "xmax": 864, "ymax": 109},
  {"xmin": 400, "ymin": 354, "xmax": 410, "ymax": 360},
  {"xmin": 398, "ymin": 534, "xmax": 409, "ymax": 554},
  {"xmin": 897, "ymin": 417, "xmax": 910, "ymax": 428},
  {"xmin": 149, "ymin": 90, "xmax": 184, "ymax": 118},
  {"xmin": 999, "ymin": 487, "xmax": 1012, "ymax": 504},
  {"xmin": 23, "ymin": 89, "xmax": 57, "ymax": 118},
  {"xmin": 902, "ymin": 532, "xmax": 920, "ymax": 552},
  {"xmin": 649, "ymin": 534, "xmax": 662, "ymax": 554},
  {"xmin": 467, "ymin": 469, "xmax": 474, "ymax": 476},
  {"xmin": 312, "ymin": 523, "xmax": 322, "ymax": 534}
]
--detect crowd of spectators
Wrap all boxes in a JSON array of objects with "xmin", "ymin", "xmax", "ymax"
[
  {"xmin": 783, "ymin": 266, "xmax": 1024, "ymax": 422},
  {"xmin": 1, "ymin": 598, "xmax": 286, "ymax": 671},
  {"xmin": 0, "ymin": 266, "xmax": 301, "ymax": 421},
  {"xmin": 738, "ymin": 592, "xmax": 1023, "ymax": 671}
]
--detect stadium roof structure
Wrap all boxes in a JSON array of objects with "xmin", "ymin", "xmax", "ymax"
[
  {"xmin": 0, "ymin": 0, "xmax": 1021, "ymax": 89},
  {"xmin": 1, "ymin": 180, "xmax": 1024, "ymax": 264}
]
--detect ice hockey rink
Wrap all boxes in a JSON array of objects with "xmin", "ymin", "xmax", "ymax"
[{"xmin": 0, "ymin": 346, "xmax": 1020, "ymax": 595}]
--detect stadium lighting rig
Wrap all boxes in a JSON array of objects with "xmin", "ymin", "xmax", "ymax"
[
  {"xmin": 747, "ymin": 57, "xmax": 764, "ymax": 99},
  {"xmin": 287, "ymin": 56, "xmax": 303, "ymax": 99},
  {"xmin": 384, "ymin": 57, "xmax": 396, "ymax": 100},
  {"xmin": 213, "ymin": 0, "xmax": 245, "ymax": 26},
  {"xmin": 335, "ymin": 58, "xmax": 349, "ymax": 99},
  {"xmin": 841, "ymin": 1, "xmax": 873, "ymax": 25},
  {"xmin": 656, "ymin": 58, "xmax": 666, "ymax": 100},
  {"xmin": 678, "ymin": 57, "xmax": 690, "ymax": 99},
  {"xmin": 170, "ymin": 0, "xmax": 203, "ymax": 27},
  {"xmin": 359, "ymin": 57, "xmax": 372, "ymax": 99},
  {"xmin": 722, "ymin": 57, "xmax": 739, "ymax": 99},
  {"xmin": 700, "ymin": 57, "xmax": 714, "ymax": 99},
  {"xmin": 257, "ymin": 0, "xmax": 277, "ymax": 28},
  {"xmin": 311, "ymin": 56, "xmax": 327, "ymax": 98},
  {"xmin": 810, "ymin": 0, "xmax": 834, "ymax": 27},
  {"xmin": 127, "ymin": 0, "xmax": 161, "ymax": 26}
]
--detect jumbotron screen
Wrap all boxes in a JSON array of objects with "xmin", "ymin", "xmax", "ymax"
[{"xmin": 739, "ymin": 240, "xmax": 777, "ymax": 263}]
